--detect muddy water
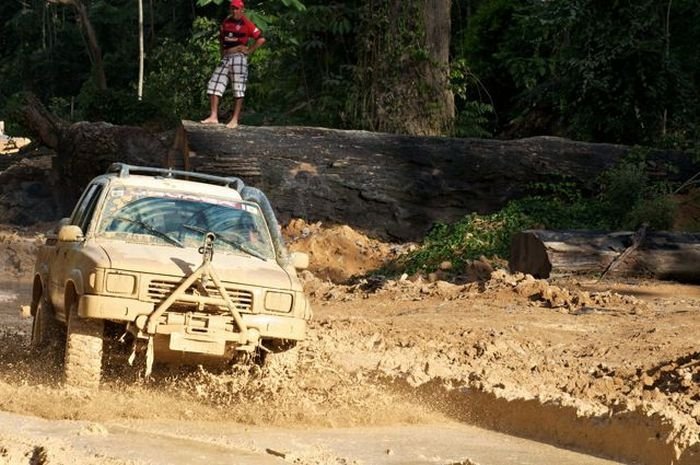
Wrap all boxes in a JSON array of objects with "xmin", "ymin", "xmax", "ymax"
[
  {"xmin": 0, "ymin": 410, "xmax": 627, "ymax": 465},
  {"xmin": 0, "ymin": 281, "xmax": 31, "ymax": 329}
]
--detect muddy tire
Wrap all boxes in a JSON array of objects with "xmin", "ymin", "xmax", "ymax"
[
  {"xmin": 30, "ymin": 293, "xmax": 61, "ymax": 351},
  {"xmin": 262, "ymin": 341, "xmax": 300, "ymax": 376},
  {"xmin": 64, "ymin": 302, "xmax": 104, "ymax": 390}
]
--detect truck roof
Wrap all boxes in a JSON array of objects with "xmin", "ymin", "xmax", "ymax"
[
  {"xmin": 93, "ymin": 164, "xmax": 245, "ymax": 201},
  {"xmin": 97, "ymin": 173, "xmax": 244, "ymax": 201}
]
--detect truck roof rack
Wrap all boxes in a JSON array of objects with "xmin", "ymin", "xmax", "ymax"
[{"xmin": 107, "ymin": 163, "xmax": 245, "ymax": 191}]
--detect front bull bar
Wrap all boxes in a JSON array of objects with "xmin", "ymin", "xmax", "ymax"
[{"xmin": 137, "ymin": 232, "xmax": 254, "ymax": 375}]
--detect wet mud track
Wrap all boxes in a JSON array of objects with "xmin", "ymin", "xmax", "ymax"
[{"xmin": 0, "ymin": 275, "xmax": 698, "ymax": 465}]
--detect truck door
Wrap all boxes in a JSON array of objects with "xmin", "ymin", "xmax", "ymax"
[{"xmin": 48, "ymin": 182, "xmax": 105, "ymax": 316}]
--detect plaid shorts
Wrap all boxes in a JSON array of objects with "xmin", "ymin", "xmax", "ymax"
[{"xmin": 206, "ymin": 53, "xmax": 249, "ymax": 98}]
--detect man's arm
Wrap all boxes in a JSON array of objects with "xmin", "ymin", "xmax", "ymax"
[{"xmin": 246, "ymin": 37, "xmax": 266, "ymax": 55}]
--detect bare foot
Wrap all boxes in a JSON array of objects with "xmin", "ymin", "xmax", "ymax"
[
  {"xmin": 226, "ymin": 120, "xmax": 239, "ymax": 129},
  {"xmin": 200, "ymin": 117, "xmax": 219, "ymax": 124}
]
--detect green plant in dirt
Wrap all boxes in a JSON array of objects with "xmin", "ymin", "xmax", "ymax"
[
  {"xmin": 395, "ymin": 205, "xmax": 532, "ymax": 275},
  {"xmin": 508, "ymin": 182, "xmax": 605, "ymax": 230},
  {"xmin": 392, "ymin": 156, "xmax": 680, "ymax": 276},
  {"xmin": 513, "ymin": 155, "xmax": 678, "ymax": 231}
]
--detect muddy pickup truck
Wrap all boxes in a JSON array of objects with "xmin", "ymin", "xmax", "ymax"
[{"xmin": 30, "ymin": 163, "xmax": 312, "ymax": 389}]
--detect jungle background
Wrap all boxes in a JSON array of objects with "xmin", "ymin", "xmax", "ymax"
[
  {"xmin": 1, "ymin": 0, "xmax": 699, "ymax": 264},
  {"xmin": 2, "ymin": 0, "xmax": 698, "ymax": 145}
]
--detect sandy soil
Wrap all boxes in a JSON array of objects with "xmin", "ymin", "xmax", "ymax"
[{"xmin": 0, "ymin": 220, "xmax": 697, "ymax": 465}]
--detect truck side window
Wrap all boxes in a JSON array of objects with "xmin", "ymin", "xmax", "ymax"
[{"xmin": 71, "ymin": 183, "xmax": 104, "ymax": 233}]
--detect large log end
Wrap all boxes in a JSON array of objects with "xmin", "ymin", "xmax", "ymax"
[{"xmin": 509, "ymin": 230, "xmax": 553, "ymax": 278}]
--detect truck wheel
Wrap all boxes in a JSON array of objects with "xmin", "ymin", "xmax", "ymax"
[
  {"xmin": 30, "ymin": 292, "xmax": 61, "ymax": 351},
  {"xmin": 262, "ymin": 340, "xmax": 300, "ymax": 376},
  {"xmin": 64, "ymin": 301, "xmax": 104, "ymax": 390}
]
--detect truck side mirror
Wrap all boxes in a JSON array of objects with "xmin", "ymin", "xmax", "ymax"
[
  {"xmin": 58, "ymin": 225, "xmax": 84, "ymax": 242},
  {"xmin": 290, "ymin": 252, "xmax": 309, "ymax": 270},
  {"xmin": 48, "ymin": 217, "xmax": 71, "ymax": 236}
]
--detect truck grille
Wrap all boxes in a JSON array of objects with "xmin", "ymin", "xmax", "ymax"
[{"xmin": 147, "ymin": 279, "xmax": 253, "ymax": 311}]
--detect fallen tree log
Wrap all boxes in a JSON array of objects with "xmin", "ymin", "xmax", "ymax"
[
  {"xmin": 8, "ymin": 94, "xmax": 699, "ymax": 239},
  {"xmin": 10, "ymin": 93, "xmax": 187, "ymax": 215},
  {"xmin": 509, "ymin": 230, "xmax": 700, "ymax": 283},
  {"xmin": 184, "ymin": 122, "xmax": 698, "ymax": 240}
]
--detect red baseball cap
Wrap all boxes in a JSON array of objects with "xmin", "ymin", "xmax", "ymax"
[{"xmin": 230, "ymin": 0, "xmax": 244, "ymax": 8}]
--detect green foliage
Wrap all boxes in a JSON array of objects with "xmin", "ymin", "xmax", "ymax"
[
  {"xmin": 450, "ymin": 58, "xmax": 494, "ymax": 138},
  {"xmin": 77, "ymin": 87, "xmax": 178, "ymax": 131},
  {"xmin": 463, "ymin": 0, "xmax": 700, "ymax": 146},
  {"xmin": 2, "ymin": 93, "xmax": 31, "ymax": 137},
  {"xmin": 196, "ymin": 0, "xmax": 306, "ymax": 11},
  {"xmin": 244, "ymin": 2, "xmax": 358, "ymax": 127},
  {"xmin": 397, "ymin": 157, "xmax": 678, "ymax": 273},
  {"xmin": 597, "ymin": 158, "xmax": 676, "ymax": 230},
  {"xmin": 145, "ymin": 17, "xmax": 220, "ymax": 120},
  {"xmin": 508, "ymin": 183, "xmax": 604, "ymax": 230},
  {"xmin": 397, "ymin": 205, "xmax": 531, "ymax": 274},
  {"xmin": 1, "ymin": 0, "xmax": 698, "ymax": 146}
]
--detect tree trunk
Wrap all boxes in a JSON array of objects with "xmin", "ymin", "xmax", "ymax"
[
  {"xmin": 138, "ymin": 0, "xmax": 144, "ymax": 100},
  {"xmin": 424, "ymin": 0, "xmax": 455, "ymax": 133},
  {"xmin": 47, "ymin": 0, "xmax": 107, "ymax": 90},
  {"xmin": 509, "ymin": 230, "xmax": 700, "ymax": 283},
  {"xmin": 351, "ymin": 0, "xmax": 454, "ymax": 135}
]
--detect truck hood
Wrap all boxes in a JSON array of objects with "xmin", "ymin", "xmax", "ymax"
[{"xmin": 99, "ymin": 240, "xmax": 292, "ymax": 290}]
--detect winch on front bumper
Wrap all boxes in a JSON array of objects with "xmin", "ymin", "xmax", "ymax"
[{"xmin": 79, "ymin": 232, "xmax": 308, "ymax": 375}]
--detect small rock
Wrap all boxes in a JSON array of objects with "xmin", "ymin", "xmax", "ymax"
[
  {"xmin": 19, "ymin": 305, "xmax": 31, "ymax": 319},
  {"xmin": 691, "ymin": 402, "xmax": 700, "ymax": 422},
  {"xmin": 641, "ymin": 373, "xmax": 655, "ymax": 387}
]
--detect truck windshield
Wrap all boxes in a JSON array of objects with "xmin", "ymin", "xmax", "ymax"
[{"xmin": 96, "ymin": 186, "xmax": 275, "ymax": 260}]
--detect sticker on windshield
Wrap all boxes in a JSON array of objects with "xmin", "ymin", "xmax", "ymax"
[{"xmin": 242, "ymin": 204, "xmax": 261, "ymax": 215}]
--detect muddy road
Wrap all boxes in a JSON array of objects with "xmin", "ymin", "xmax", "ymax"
[
  {"xmin": 0, "ymin": 285, "xmax": 625, "ymax": 465},
  {"xmin": 0, "ymin": 224, "xmax": 698, "ymax": 465}
]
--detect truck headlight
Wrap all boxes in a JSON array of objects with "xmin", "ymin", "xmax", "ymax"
[
  {"xmin": 264, "ymin": 291, "xmax": 293, "ymax": 313},
  {"xmin": 105, "ymin": 272, "xmax": 137, "ymax": 295}
]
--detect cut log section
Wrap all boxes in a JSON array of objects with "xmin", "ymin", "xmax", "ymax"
[{"xmin": 509, "ymin": 230, "xmax": 700, "ymax": 283}]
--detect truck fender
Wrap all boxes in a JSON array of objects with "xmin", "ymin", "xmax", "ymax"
[{"xmin": 66, "ymin": 270, "xmax": 85, "ymax": 297}]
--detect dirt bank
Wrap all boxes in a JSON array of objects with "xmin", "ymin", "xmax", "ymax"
[{"xmin": 0, "ymin": 221, "xmax": 698, "ymax": 465}]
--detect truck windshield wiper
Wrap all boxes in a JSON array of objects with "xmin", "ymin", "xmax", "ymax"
[
  {"xmin": 183, "ymin": 224, "xmax": 266, "ymax": 260},
  {"xmin": 110, "ymin": 216, "xmax": 184, "ymax": 248}
]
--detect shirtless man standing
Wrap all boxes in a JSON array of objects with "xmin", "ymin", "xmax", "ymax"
[{"xmin": 201, "ymin": 0, "xmax": 265, "ymax": 128}]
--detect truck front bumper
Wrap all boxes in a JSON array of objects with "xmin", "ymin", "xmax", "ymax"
[{"xmin": 78, "ymin": 294, "xmax": 307, "ymax": 342}]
